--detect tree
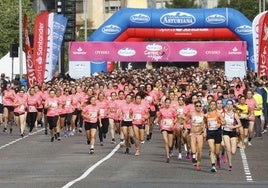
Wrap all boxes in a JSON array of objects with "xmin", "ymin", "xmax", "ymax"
[
  {"xmin": 0, "ymin": 0, "xmax": 36, "ymax": 58},
  {"xmin": 165, "ymin": 0, "xmax": 199, "ymax": 8},
  {"xmin": 218, "ymin": 0, "xmax": 267, "ymax": 21}
]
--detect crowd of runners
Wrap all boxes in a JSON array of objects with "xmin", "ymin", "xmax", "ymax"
[{"xmin": 0, "ymin": 66, "xmax": 267, "ymax": 172}]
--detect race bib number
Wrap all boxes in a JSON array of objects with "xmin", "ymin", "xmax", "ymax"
[
  {"xmin": 208, "ymin": 118, "xmax": 218, "ymax": 130},
  {"xmin": 124, "ymin": 113, "xmax": 132, "ymax": 121},
  {"xmin": 133, "ymin": 114, "xmax": 142, "ymax": 120},
  {"xmin": 28, "ymin": 105, "xmax": 36, "ymax": 112},
  {"xmin": 162, "ymin": 118, "xmax": 173, "ymax": 129}
]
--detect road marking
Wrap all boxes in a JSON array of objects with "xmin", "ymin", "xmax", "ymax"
[
  {"xmin": 240, "ymin": 148, "xmax": 253, "ymax": 182},
  {"xmin": 62, "ymin": 144, "xmax": 120, "ymax": 188},
  {"xmin": 0, "ymin": 128, "xmax": 45, "ymax": 150}
]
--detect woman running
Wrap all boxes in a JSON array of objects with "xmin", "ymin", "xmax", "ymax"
[
  {"xmin": 222, "ymin": 99, "xmax": 242, "ymax": 171},
  {"xmin": 13, "ymin": 89, "xmax": 28, "ymax": 137},
  {"xmin": 108, "ymin": 91, "xmax": 119, "ymax": 144},
  {"xmin": 189, "ymin": 101, "xmax": 206, "ymax": 170},
  {"xmin": 82, "ymin": 96, "xmax": 100, "ymax": 154},
  {"xmin": 132, "ymin": 93, "xmax": 149, "ymax": 156},
  {"xmin": 157, "ymin": 98, "xmax": 178, "ymax": 163},
  {"xmin": 27, "ymin": 87, "xmax": 40, "ymax": 133},
  {"xmin": 3, "ymin": 83, "xmax": 16, "ymax": 133},
  {"xmin": 97, "ymin": 91, "xmax": 109, "ymax": 146}
]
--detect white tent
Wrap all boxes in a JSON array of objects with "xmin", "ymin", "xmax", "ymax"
[{"xmin": 0, "ymin": 50, "xmax": 26, "ymax": 80}]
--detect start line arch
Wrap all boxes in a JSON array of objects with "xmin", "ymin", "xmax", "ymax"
[{"xmin": 88, "ymin": 8, "xmax": 253, "ymax": 72}]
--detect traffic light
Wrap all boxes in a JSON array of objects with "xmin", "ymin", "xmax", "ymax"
[{"xmin": 57, "ymin": 0, "xmax": 76, "ymax": 41}]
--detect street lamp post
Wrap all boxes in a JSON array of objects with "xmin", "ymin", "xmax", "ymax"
[{"xmin": 19, "ymin": 0, "xmax": 23, "ymax": 79}]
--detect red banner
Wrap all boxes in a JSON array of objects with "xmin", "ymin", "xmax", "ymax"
[
  {"xmin": 258, "ymin": 12, "xmax": 268, "ymax": 76},
  {"xmin": 33, "ymin": 11, "xmax": 49, "ymax": 86},
  {"xmin": 23, "ymin": 15, "xmax": 37, "ymax": 88}
]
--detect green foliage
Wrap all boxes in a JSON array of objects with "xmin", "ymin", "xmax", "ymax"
[
  {"xmin": 218, "ymin": 0, "xmax": 267, "ymax": 21},
  {"xmin": 0, "ymin": 0, "xmax": 36, "ymax": 58},
  {"xmin": 165, "ymin": 0, "xmax": 199, "ymax": 8}
]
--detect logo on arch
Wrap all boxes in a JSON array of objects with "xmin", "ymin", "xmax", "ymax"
[
  {"xmin": 160, "ymin": 11, "xmax": 196, "ymax": 27},
  {"xmin": 179, "ymin": 48, "xmax": 197, "ymax": 57},
  {"xmin": 102, "ymin": 24, "xmax": 121, "ymax": 34},
  {"xmin": 235, "ymin": 25, "xmax": 252, "ymax": 35},
  {"xmin": 206, "ymin": 14, "xmax": 226, "ymax": 24},
  {"xmin": 130, "ymin": 14, "xmax": 150, "ymax": 23}
]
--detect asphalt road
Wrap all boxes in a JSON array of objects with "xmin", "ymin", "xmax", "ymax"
[{"xmin": 0, "ymin": 124, "xmax": 267, "ymax": 188}]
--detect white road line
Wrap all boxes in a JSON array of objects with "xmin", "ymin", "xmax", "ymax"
[
  {"xmin": 62, "ymin": 144, "xmax": 120, "ymax": 188},
  {"xmin": 0, "ymin": 128, "xmax": 45, "ymax": 150},
  {"xmin": 240, "ymin": 148, "xmax": 253, "ymax": 182}
]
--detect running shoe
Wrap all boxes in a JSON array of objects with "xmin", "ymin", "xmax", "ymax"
[
  {"xmin": 100, "ymin": 142, "xmax": 104, "ymax": 146},
  {"xmin": 103, "ymin": 134, "xmax": 106, "ymax": 139},
  {"xmin": 110, "ymin": 138, "xmax": 116, "ymax": 144},
  {"xmin": 44, "ymin": 129, "xmax": 48, "ymax": 135},
  {"xmin": 262, "ymin": 129, "xmax": 267, "ymax": 134},
  {"xmin": 170, "ymin": 150, "xmax": 174, "ymax": 157},
  {"xmin": 149, "ymin": 132, "xmax": 152, "ymax": 139},
  {"xmin": 184, "ymin": 144, "xmax": 188, "ymax": 152},
  {"xmin": 87, "ymin": 139, "xmax": 90, "ymax": 145},
  {"xmin": 21, "ymin": 133, "xmax": 24, "ymax": 137},
  {"xmin": 146, "ymin": 134, "xmax": 150, "ymax": 141},
  {"xmin": 140, "ymin": 140, "xmax": 145, "ymax": 144},
  {"xmin": 54, "ymin": 133, "xmax": 58, "ymax": 140},
  {"xmin": 196, "ymin": 164, "xmax": 201, "ymax": 171},
  {"xmin": 78, "ymin": 127, "xmax": 83, "ymax": 133},
  {"xmin": 248, "ymin": 141, "xmax": 252, "ymax": 146},
  {"xmin": 120, "ymin": 140, "xmax": 125, "ymax": 147},
  {"xmin": 216, "ymin": 160, "xmax": 221, "ymax": 169},
  {"xmin": 51, "ymin": 137, "xmax": 54, "ymax": 142},
  {"xmin": 89, "ymin": 148, "xmax": 94, "ymax": 154},
  {"xmin": 135, "ymin": 150, "xmax": 140, "ymax": 156},
  {"xmin": 228, "ymin": 166, "xmax": 232, "ymax": 171},
  {"xmin": 69, "ymin": 131, "xmax": 75, "ymax": 136},
  {"xmin": 192, "ymin": 159, "xmax": 197, "ymax": 166},
  {"xmin": 3, "ymin": 127, "xmax": 7, "ymax": 133},
  {"xmin": 186, "ymin": 152, "xmax": 191, "ymax": 160},
  {"xmin": 244, "ymin": 137, "xmax": 248, "ymax": 144},
  {"xmin": 221, "ymin": 154, "xmax": 227, "ymax": 163},
  {"xmin": 125, "ymin": 148, "xmax": 129, "ymax": 154},
  {"xmin": 57, "ymin": 136, "xmax": 61, "ymax": 141},
  {"xmin": 178, "ymin": 153, "xmax": 182, "ymax": 160},
  {"xmin": 210, "ymin": 166, "xmax": 217, "ymax": 173},
  {"xmin": 10, "ymin": 128, "xmax": 12, "ymax": 134},
  {"xmin": 166, "ymin": 158, "xmax": 170, "ymax": 163}
]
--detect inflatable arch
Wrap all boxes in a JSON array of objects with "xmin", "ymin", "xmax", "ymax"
[{"xmin": 90, "ymin": 8, "xmax": 254, "ymax": 71}]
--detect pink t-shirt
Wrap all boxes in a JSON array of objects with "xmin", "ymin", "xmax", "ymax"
[
  {"xmin": 119, "ymin": 101, "xmax": 133, "ymax": 121},
  {"xmin": 108, "ymin": 99, "xmax": 119, "ymax": 120},
  {"xmin": 184, "ymin": 104, "xmax": 195, "ymax": 129},
  {"xmin": 97, "ymin": 99, "xmax": 109, "ymax": 119},
  {"xmin": 72, "ymin": 93, "xmax": 81, "ymax": 110},
  {"xmin": 132, "ymin": 103, "xmax": 149, "ymax": 125},
  {"xmin": 83, "ymin": 104, "xmax": 99, "ymax": 123},
  {"xmin": 158, "ymin": 107, "xmax": 177, "ymax": 131},
  {"xmin": 3, "ymin": 89, "xmax": 16, "ymax": 106},
  {"xmin": 27, "ymin": 93, "xmax": 40, "ymax": 112},
  {"xmin": 62, "ymin": 95, "xmax": 74, "ymax": 114},
  {"xmin": 14, "ymin": 94, "xmax": 28, "ymax": 114},
  {"xmin": 45, "ymin": 97, "xmax": 60, "ymax": 117}
]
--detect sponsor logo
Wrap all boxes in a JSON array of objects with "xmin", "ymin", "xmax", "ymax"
[
  {"xmin": 205, "ymin": 50, "xmax": 221, "ymax": 55},
  {"xmin": 146, "ymin": 43, "xmax": 162, "ymax": 51},
  {"xmin": 230, "ymin": 63, "xmax": 242, "ymax": 70},
  {"xmin": 130, "ymin": 14, "xmax": 150, "ymax": 23},
  {"xmin": 228, "ymin": 47, "xmax": 242, "ymax": 55},
  {"xmin": 160, "ymin": 11, "xmax": 196, "ymax": 27},
  {"xmin": 206, "ymin": 14, "xmax": 226, "ymax": 24},
  {"xmin": 118, "ymin": 48, "xmax": 136, "ymax": 57},
  {"xmin": 102, "ymin": 24, "xmax": 121, "ymax": 34},
  {"xmin": 259, "ymin": 46, "xmax": 268, "ymax": 76},
  {"xmin": 179, "ymin": 48, "xmax": 197, "ymax": 57},
  {"xmin": 74, "ymin": 63, "xmax": 85, "ymax": 70},
  {"xmin": 73, "ymin": 47, "xmax": 87, "ymax": 55},
  {"xmin": 235, "ymin": 25, "xmax": 252, "ymax": 35}
]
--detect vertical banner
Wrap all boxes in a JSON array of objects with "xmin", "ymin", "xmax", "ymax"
[
  {"xmin": 23, "ymin": 15, "xmax": 37, "ymax": 88},
  {"xmin": 33, "ymin": 11, "xmax": 49, "ymax": 86},
  {"xmin": 252, "ymin": 11, "xmax": 267, "ymax": 74},
  {"xmin": 44, "ymin": 13, "xmax": 54, "ymax": 82},
  {"xmin": 258, "ymin": 12, "xmax": 268, "ymax": 76}
]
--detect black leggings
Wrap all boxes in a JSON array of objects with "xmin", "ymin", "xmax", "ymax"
[
  {"xmin": 27, "ymin": 112, "xmax": 37, "ymax": 132},
  {"xmin": 47, "ymin": 116, "xmax": 59, "ymax": 130},
  {"xmin": 98, "ymin": 118, "xmax": 109, "ymax": 142}
]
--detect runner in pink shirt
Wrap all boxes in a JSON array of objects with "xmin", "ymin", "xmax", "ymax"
[
  {"xmin": 157, "ymin": 98, "xmax": 178, "ymax": 163},
  {"xmin": 245, "ymin": 90, "xmax": 258, "ymax": 146},
  {"xmin": 27, "ymin": 87, "xmax": 41, "ymax": 133},
  {"xmin": 82, "ymin": 96, "xmax": 100, "ymax": 154},
  {"xmin": 61, "ymin": 88, "xmax": 74, "ymax": 138},
  {"xmin": 108, "ymin": 91, "xmax": 119, "ymax": 144},
  {"xmin": 3, "ymin": 83, "xmax": 16, "ymax": 133},
  {"xmin": 13, "ymin": 89, "xmax": 28, "ymax": 137},
  {"xmin": 116, "ymin": 90, "xmax": 126, "ymax": 145},
  {"xmin": 44, "ymin": 89, "xmax": 61, "ymax": 142},
  {"xmin": 118, "ymin": 94, "xmax": 134, "ymax": 154},
  {"xmin": 97, "ymin": 92, "xmax": 109, "ymax": 146},
  {"xmin": 132, "ymin": 93, "xmax": 149, "ymax": 156}
]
